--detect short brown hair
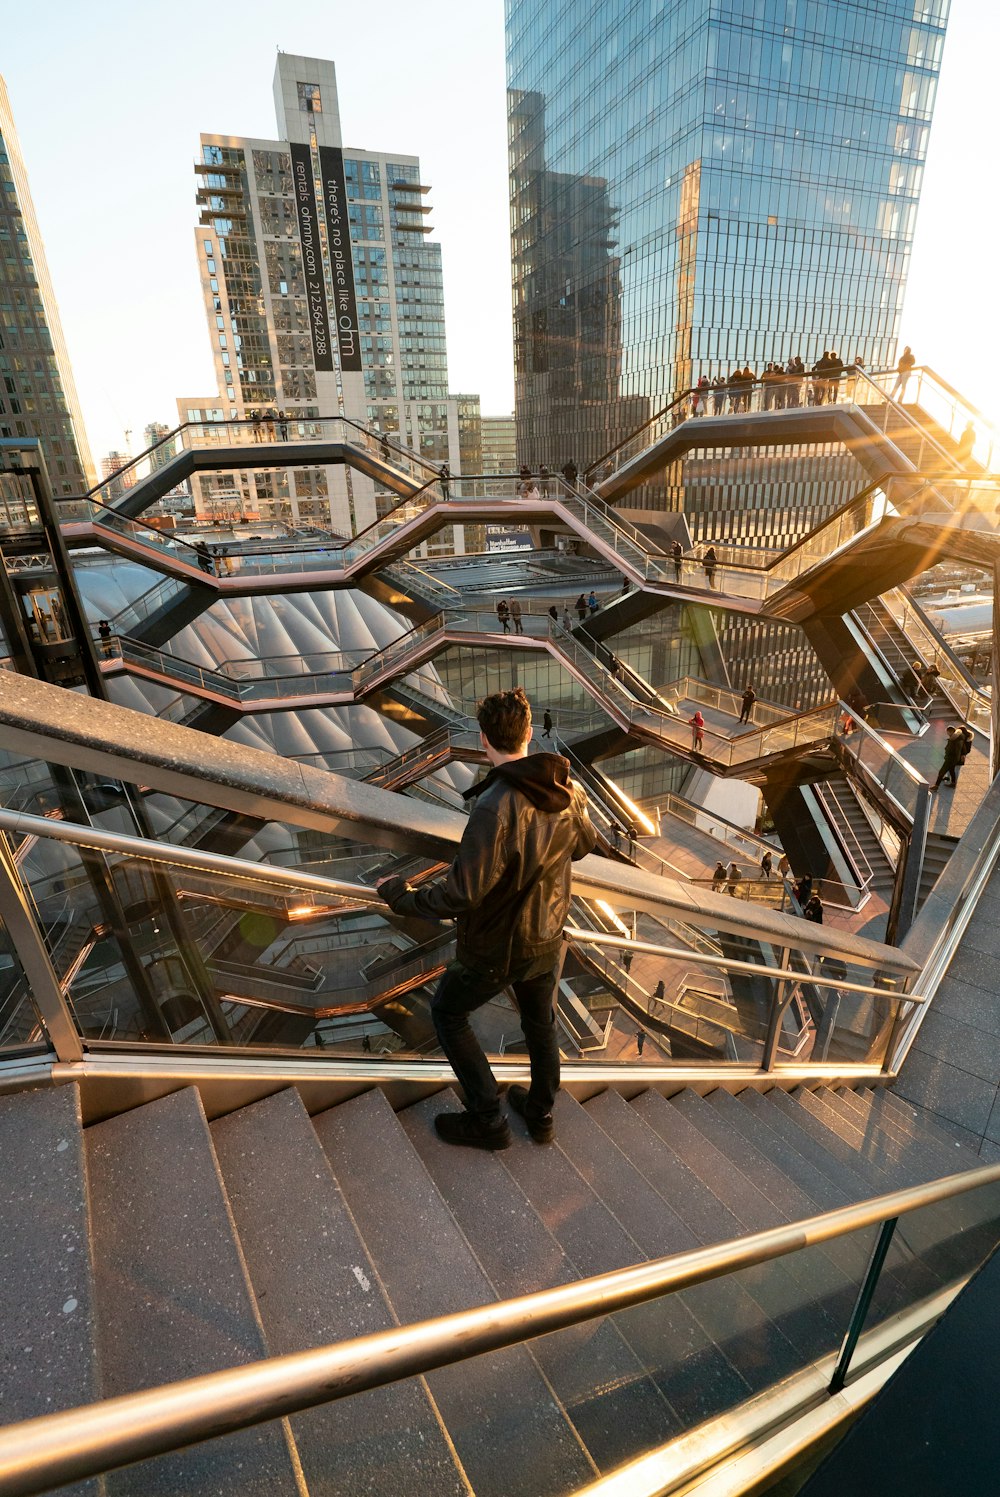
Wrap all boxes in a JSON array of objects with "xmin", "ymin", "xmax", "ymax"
[{"xmin": 477, "ymin": 687, "xmax": 532, "ymax": 752}]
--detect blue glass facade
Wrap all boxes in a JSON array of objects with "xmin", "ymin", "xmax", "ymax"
[{"xmin": 507, "ymin": 0, "xmax": 949, "ymax": 468}]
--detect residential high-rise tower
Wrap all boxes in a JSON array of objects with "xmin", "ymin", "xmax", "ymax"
[{"xmin": 191, "ymin": 54, "xmax": 460, "ymax": 534}]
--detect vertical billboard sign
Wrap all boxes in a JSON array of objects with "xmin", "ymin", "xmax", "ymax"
[
  {"xmin": 319, "ymin": 145, "xmax": 363, "ymax": 373},
  {"xmin": 290, "ymin": 143, "xmax": 333, "ymax": 373}
]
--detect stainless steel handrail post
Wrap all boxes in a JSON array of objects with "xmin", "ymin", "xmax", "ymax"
[
  {"xmin": 762, "ymin": 947, "xmax": 790, "ymax": 1071},
  {"xmin": 0, "ymin": 836, "xmax": 82, "ymax": 1062},
  {"xmin": 828, "ymin": 1216, "xmax": 898, "ymax": 1394}
]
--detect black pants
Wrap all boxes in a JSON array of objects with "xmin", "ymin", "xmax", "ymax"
[{"xmin": 431, "ymin": 954, "xmax": 561, "ymax": 1124}]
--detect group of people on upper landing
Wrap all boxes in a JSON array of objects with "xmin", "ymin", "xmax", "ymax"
[
  {"xmin": 685, "ymin": 349, "xmax": 882, "ymax": 416},
  {"xmin": 677, "ymin": 345, "xmax": 923, "ymax": 418}
]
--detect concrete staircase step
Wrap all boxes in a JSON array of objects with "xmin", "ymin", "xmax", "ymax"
[
  {"xmin": 537, "ymin": 1090, "xmax": 757, "ymax": 1421},
  {"xmin": 0, "ymin": 1084, "xmax": 100, "ymax": 1497},
  {"xmin": 772, "ymin": 1091, "xmax": 987, "ymax": 1283},
  {"xmin": 681, "ymin": 1090, "xmax": 879, "ymax": 1313},
  {"xmin": 211, "ymin": 1088, "xmax": 467, "ymax": 1497},
  {"xmin": 582, "ymin": 1088, "xmax": 803, "ymax": 1391},
  {"xmin": 796, "ymin": 1089, "xmax": 970, "ymax": 1191},
  {"xmin": 84, "ymin": 1087, "xmax": 302, "ymax": 1496},
  {"xmin": 314, "ymin": 1087, "xmax": 595, "ymax": 1497},
  {"xmin": 798, "ymin": 1089, "xmax": 951, "ymax": 1186},
  {"xmin": 635, "ymin": 1090, "xmax": 842, "ymax": 1357},
  {"xmin": 869, "ymin": 1089, "xmax": 989, "ymax": 1167},
  {"xmin": 823, "ymin": 1089, "xmax": 997, "ymax": 1247},
  {"xmin": 730, "ymin": 1089, "xmax": 952, "ymax": 1311},
  {"xmin": 719, "ymin": 1089, "xmax": 937, "ymax": 1311},
  {"xmin": 400, "ymin": 1091, "xmax": 675, "ymax": 1472},
  {"xmin": 821, "ymin": 1085, "xmax": 1000, "ymax": 1282}
]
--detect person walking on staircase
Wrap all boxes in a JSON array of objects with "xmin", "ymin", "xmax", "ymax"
[
  {"xmin": 712, "ymin": 861, "xmax": 727, "ymax": 893},
  {"xmin": 510, "ymin": 598, "xmax": 523, "ymax": 634},
  {"xmin": 671, "ymin": 540, "xmax": 683, "ymax": 583},
  {"xmin": 891, "ymin": 345, "xmax": 916, "ymax": 401},
  {"xmin": 955, "ymin": 422, "xmax": 976, "ymax": 469},
  {"xmin": 739, "ymin": 683, "xmax": 756, "ymax": 724},
  {"xmin": 542, "ymin": 710, "xmax": 553, "ymax": 740},
  {"xmin": 803, "ymin": 892, "xmax": 824, "ymax": 924},
  {"xmin": 688, "ymin": 709, "xmax": 705, "ymax": 752},
  {"xmin": 377, "ymin": 688, "xmax": 596, "ymax": 1149}
]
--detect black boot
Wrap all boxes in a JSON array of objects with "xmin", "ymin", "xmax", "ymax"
[
  {"xmin": 507, "ymin": 1085, "xmax": 555, "ymax": 1144},
  {"xmin": 433, "ymin": 1110, "xmax": 512, "ymax": 1151}
]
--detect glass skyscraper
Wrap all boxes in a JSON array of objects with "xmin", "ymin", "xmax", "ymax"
[
  {"xmin": 507, "ymin": 0, "xmax": 949, "ymax": 469},
  {"xmin": 0, "ymin": 76, "xmax": 95, "ymax": 497}
]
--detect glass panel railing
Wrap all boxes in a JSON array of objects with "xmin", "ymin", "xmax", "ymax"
[
  {"xmin": 837, "ymin": 709, "xmax": 927, "ymax": 823},
  {"xmin": 766, "ymin": 482, "xmax": 898, "ymax": 585},
  {"xmin": 579, "ymin": 364, "xmax": 995, "ymax": 540},
  {"xmin": 81, "ymin": 460, "xmax": 954, "ymax": 633},
  {"xmin": 584, "ymin": 368, "xmax": 903, "ymax": 486},
  {"xmin": 909, "ymin": 366, "xmax": 997, "ymax": 473},
  {"xmin": 0, "ymin": 807, "xmax": 914, "ymax": 1069},
  {"xmin": 875, "ymin": 590, "xmax": 992, "ymax": 735},
  {"xmin": 107, "ymin": 635, "xmax": 360, "ymax": 707},
  {"xmin": 861, "ymin": 366, "xmax": 997, "ymax": 475},
  {"xmin": 363, "ymin": 727, "xmax": 479, "ymax": 790},
  {"xmin": 548, "ymin": 622, "xmax": 847, "ymax": 770},
  {"xmin": 75, "ymin": 416, "xmax": 441, "ymax": 517}
]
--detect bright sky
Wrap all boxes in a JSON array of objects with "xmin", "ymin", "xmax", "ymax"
[{"xmin": 1, "ymin": 0, "xmax": 997, "ymax": 462}]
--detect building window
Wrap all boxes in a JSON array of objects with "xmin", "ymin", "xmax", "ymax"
[{"xmin": 297, "ymin": 83, "xmax": 322, "ymax": 113}]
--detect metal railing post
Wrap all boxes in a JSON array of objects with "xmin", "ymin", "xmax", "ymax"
[
  {"xmin": 828, "ymin": 1216, "xmax": 898, "ymax": 1393},
  {"xmin": 0, "ymin": 837, "xmax": 83, "ymax": 1062},
  {"xmin": 762, "ymin": 948, "xmax": 790, "ymax": 1070}
]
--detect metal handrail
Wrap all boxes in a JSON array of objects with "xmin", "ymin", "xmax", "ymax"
[
  {"xmin": 561, "ymin": 927, "xmax": 911, "ymax": 1004},
  {"xmin": 581, "ymin": 365, "xmax": 946, "ymax": 485},
  {"xmin": 0, "ymin": 1157, "xmax": 995, "ymax": 1497},
  {"xmin": 76, "ymin": 414, "xmax": 441, "ymax": 506},
  {"xmin": 0, "ymin": 808, "xmax": 917, "ymax": 1003}
]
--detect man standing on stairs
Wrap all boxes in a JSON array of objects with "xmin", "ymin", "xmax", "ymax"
[
  {"xmin": 376, "ymin": 687, "xmax": 596, "ymax": 1150},
  {"xmin": 931, "ymin": 726, "xmax": 964, "ymax": 790}
]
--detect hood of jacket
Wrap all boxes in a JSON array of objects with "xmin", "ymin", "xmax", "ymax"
[{"xmin": 463, "ymin": 752, "xmax": 574, "ymax": 812}]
